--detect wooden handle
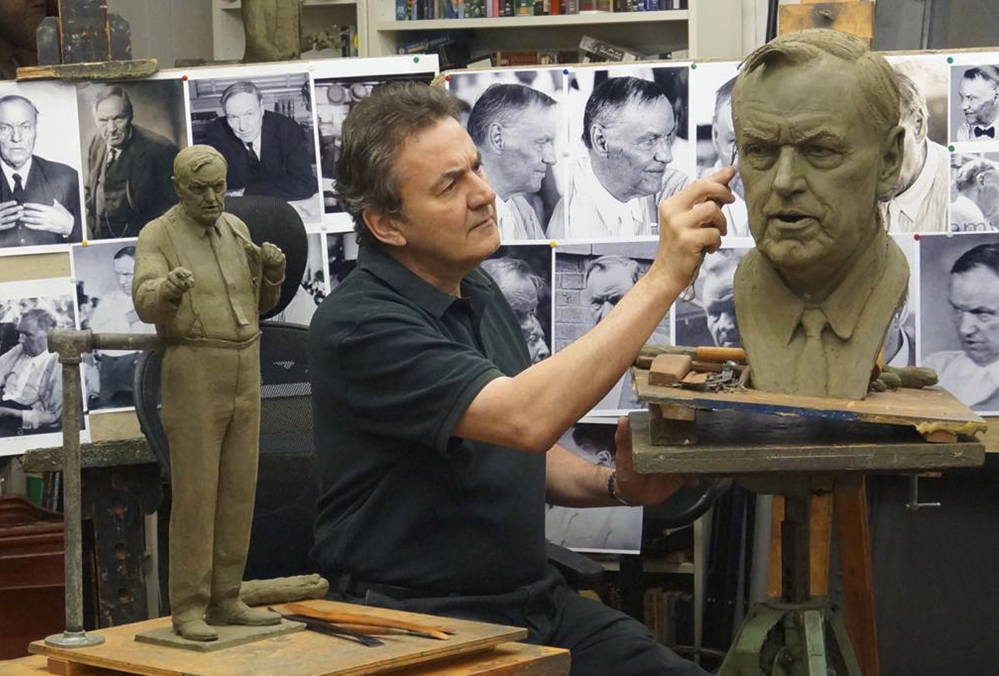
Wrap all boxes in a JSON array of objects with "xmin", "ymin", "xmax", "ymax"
[
  {"xmin": 283, "ymin": 602, "xmax": 455, "ymax": 635},
  {"xmin": 694, "ymin": 346, "xmax": 746, "ymax": 363},
  {"xmin": 648, "ymin": 354, "xmax": 692, "ymax": 386}
]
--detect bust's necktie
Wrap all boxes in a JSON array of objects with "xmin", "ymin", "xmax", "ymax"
[
  {"xmin": 974, "ymin": 126, "xmax": 996, "ymax": 138},
  {"xmin": 796, "ymin": 308, "xmax": 828, "ymax": 395},
  {"xmin": 245, "ymin": 142, "xmax": 260, "ymax": 171}
]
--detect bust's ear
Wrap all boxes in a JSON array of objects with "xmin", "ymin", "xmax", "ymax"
[
  {"xmin": 876, "ymin": 124, "xmax": 905, "ymax": 197},
  {"xmin": 361, "ymin": 208, "xmax": 407, "ymax": 247},
  {"xmin": 487, "ymin": 122, "xmax": 504, "ymax": 152},
  {"xmin": 590, "ymin": 123, "xmax": 610, "ymax": 156}
]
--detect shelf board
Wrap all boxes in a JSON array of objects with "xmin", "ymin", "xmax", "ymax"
[
  {"xmin": 221, "ymin": 0, "xmax": 357, "ymax": 9},
  {"xmin": 376, "ymin": 9, "xmax": 688, "ymax": 31}
]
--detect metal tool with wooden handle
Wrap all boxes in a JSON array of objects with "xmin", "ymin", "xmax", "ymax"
[{"xmin": 283, "ymin": 602, "xmax": 455, "ymax": 639}]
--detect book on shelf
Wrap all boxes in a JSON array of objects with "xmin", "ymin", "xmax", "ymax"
[
  {"xmin": 579, "ymin": 34, "xmax": 644, "ymax": 62},
  {"xmin": 490, "ymin": 49, "xmax": 580, "ymax": 66},
  {"xmin": 392, "ymin": 0, "xmax": 683, "ymax": 18}
]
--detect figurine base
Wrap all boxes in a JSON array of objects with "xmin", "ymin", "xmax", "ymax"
[{"xmin": 134, "ymin": 618, "xmax": 304, "ymax": 652}]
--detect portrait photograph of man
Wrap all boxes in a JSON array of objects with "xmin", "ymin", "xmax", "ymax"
[
  {"xmin": 0, "ymin": 278, "xmax": 78, "ymax": 455},
  {"xmin": 482, "ymin": 244, "xmax": 553, "ymax": 364},
  {"xmin": 949, "ymin": 152, "xmax": 999, "ymax": 231},
  {"xmin": 188, "ymin": 70, "xmax": 322, "ymax": 223},
  {"xmin": 674, "ymin": 247, "xmax": 748, "ymax": 348},
  {"xmin": 316, "ymin": 72, "xmax": 435, "ymax": 223},
  {"xmin": 553, "ymin": 241, "xmax": 670, "ymax": 413},
  {"xmin": 879, "ymin": 56, "xmax": 950, "ymax": 233},
  {"xmin": 920, "ymin": 232, "xmax": 999, "ymax": 413},
  {"xmin": 77, "ymin": 80, "xmax": 186, "ymax": 240},
  {"xmin": 0, "ymin": 81, "xmax": 84, "ymax": 253},
  {"xmin": 449, "ymin": 68, "xmax": 565, "ymax": 242},
  {"xmin": 70, "ymin": 240, "xmax": 155, "ymax": 411},
  {"xmin": 552, "ymin": 65, "xmax": 692, "ymax": 240},
  {"xmin": 545, "ymin": 422, "xmax": 642, "ymax": 554},
  {"xmin": 269, "ymin": 232, "xmax": 328, "ymax": 327},
  {"xmin": 951, "ymin": 64, "xmax": 999, "ymax": 144}
]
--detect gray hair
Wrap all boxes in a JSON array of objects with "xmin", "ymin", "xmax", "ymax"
[
  {"xmin": 335, "ymin": 82, "xmax": 463, "ymax": 248},
  {"xmin": 0, "ymin": 94, "xmax": 39, "ymax": 122},
  {"xmin": 21, "ymin": 308, "xmax": 57, "ymax": 331},
  {"xmin": 466, "ymin": 84, "xmax": 556, "ymax": 147},
  {"xmin": 92, "ymin": 85, "xmax": 134, "ymax": 121},
  {"xmin": 221, "ymin": 80, "xmax": 263, "ymax": 109},
  {"xmin": 480, "ymin": 257, "xmax": 544, "ymax": 296},
  {"xmin": 955, "ymin": 159, "xmax": 996, "ymax": 193},
  {"xmin": 894, "ymin": 70, "xmax": 928, "ymax": 131},
  {"xmin": 962, "ymin": 66, "xmax": 999, "ymax": 90},
  {"xmin": 733, "ymin": 29, "xmax": 900, "ymax": 138},
  {"xmin": 584, "ymin": 255, "xmax": 642, "ymax": 285}
]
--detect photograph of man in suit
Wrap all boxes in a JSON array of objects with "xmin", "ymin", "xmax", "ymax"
[
  {"xmin": 0, "ymin": 94, "xmax": 81, "ymax": 249},
  {"xmin": 202, "ymin": 80, "xmax": 317, "ymax": 202},
  {"xmin": 955, "ymin": 66, "xmax": 999, "ymax": 143},
  {"xmin": 85, "ymin": 86, "xmax": 178, "ymax": 239}
]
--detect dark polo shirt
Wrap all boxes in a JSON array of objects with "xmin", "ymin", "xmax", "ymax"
[{"xmin": 308, "ymin": 243, "xmax": 547, "ymax": 595}]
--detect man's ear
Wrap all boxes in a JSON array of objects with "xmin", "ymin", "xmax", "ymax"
[
  {"xmin": 361, "ymin": 208, "xmax": 407, "ymax": 248},
  {"xmin": 590, "ymin": 124, "xmax": 609, "ymax": 156},
  {"xmin": 877, "ymin": 124, "xmax": 906, "ymax": 197},
  {"xmin": 487, "ymin": 122, "xmax": 504, "ymax": 152}
]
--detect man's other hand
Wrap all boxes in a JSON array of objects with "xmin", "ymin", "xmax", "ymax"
[
  {"xmin": 22, "ymin": 199, "xmax": 74, "ymax": 236},
  {"xmin": 612, "ymin": 416, "xmax": 697, "ymax": 506},
  {"xmin": 164, "ymin": 267, "xmax": 195, "ymax": 302},
  {"xmin": 0, "ymin": 200, "xmax": 22, "ymax": 231},
  {"xmin": 652, "ymin": 166, "xmax": 735, "ymax": 292},
  {"xmin": 261, "ymin": 242, "xmax": 286, "ymax": 283}
]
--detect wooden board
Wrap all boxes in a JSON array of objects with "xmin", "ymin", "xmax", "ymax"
[
  {"xmin": 28, "ymin": 600, "xmax": 529, "ymax": 676},
  {"xmin": 629, "ymin": 410, "xmax": 986, "ymax": 475},
  {"xmin": 632, "ymin": 368, "xmax": 988, "ymax": 438}
]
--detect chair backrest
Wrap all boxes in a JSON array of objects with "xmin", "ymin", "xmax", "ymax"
[{"xmin": 133, "ymin": 321, "xmax": 318, "ymax": 579}]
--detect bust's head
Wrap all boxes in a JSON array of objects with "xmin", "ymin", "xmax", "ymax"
[
  {"xmin": 173, "ymin": 145, "xmax": 227, "ymax": 227},
  {"xmin": 732, "ymin": 29, "xmax": 904, "ymax": 285}
]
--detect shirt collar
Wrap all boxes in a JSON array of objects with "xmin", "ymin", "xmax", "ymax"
[
  {"xmin": 891, "ymin": 140, "xmax": 945, "ymax": 221},
  {"xmin": 357, "ymin": 243, "xmax": 493, "ymax": 320},
  {"xmin": 1, "ymin": 156, "xmax": 32, "ymax": 188},
  {"xmin": 752, "ymin": 228, "xmax": 890, "ymax": 346},
  {"xmin": 577, "ymin": 156, "xmax": 648, "ymax": 227}
]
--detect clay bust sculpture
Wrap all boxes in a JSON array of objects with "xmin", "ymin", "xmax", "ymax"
[
  {"xmin": 242, "ymin": 0, "xmax": 302, "ymax": 63},
  {"xmin": 133, "ymin": 145, "xmax": 286, "ymax": 641},
  {"xmin": 731, "ymin": 29, "xmax": 908, "ymax": 400}
]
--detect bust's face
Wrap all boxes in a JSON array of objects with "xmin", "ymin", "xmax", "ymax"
[
  {"xmin": 176, "ymin": 159, "xmax": 226, "ymax": 226},
  {"xmin": 734, "ymin": 57, "xmax": 896, "ymax": 281}
]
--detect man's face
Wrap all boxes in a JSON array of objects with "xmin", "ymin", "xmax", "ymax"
[
  {"xmin": 113, "ymin": 255, "xmax": 135, "ymax": 295},
  {"xmin": 586, "ymin": 264, "xmax": 636, "ymax": 325},
  {"xmin": 500, "ymin": 273, "xmax": 550, "ymax": 363},
  {"xmin": 949, "ymin": 265, "xmax": 999, "ymax": 366},
  {"xmin": 712, "ymin": 97, "xmax": 744, "ymax": 199},
  {"xmin": 175, "ymin": 159, "xmax": 226, "ymax": 226},
  {"xmin": 17, "ymin": 317, "xmax": 48, "ymax": 357},
  {"xmin": 389, "ymin": 117, "xmax": 499, "ymax": 274},
  {"xmin": 735, "ymin": 58, "xmax": 901, "ymax": 280},
  {"xmin": 95, "ymin": 96, "xmax": 133, "ymax": 149},
  {"xmin": 974, "ymin": 165, "xmax": 999, "ymax": 219},
  {"xmin": 959, "ymin": 76, "xmax": 999, "ymax": 127},
  {"xmin": 492, "ymin": 105, "xmax": 557, "ymax": 195},
  {"xmin": 224, "ymin": 92, "xmax": 264, "ymax": 143},
  {"xmin": 701, "ymin": 269, "xmax": 739, "ymax": 347},
  {"xmin": 600, "ymin": 96, "xmax": 675, "ymax": 201},
  {"xmin": 0, "ymin": 99, "xmax": 37, "ymax": 170}
]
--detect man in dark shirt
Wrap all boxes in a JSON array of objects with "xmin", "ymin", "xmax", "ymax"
[{"xmin": 309, "ymin": 83, "xmax": 733, "ymax": 676}]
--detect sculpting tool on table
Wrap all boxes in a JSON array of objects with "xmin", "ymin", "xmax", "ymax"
[{"xmin": 280, "ymin": 602, "xmax": 455, "ymax": 640}]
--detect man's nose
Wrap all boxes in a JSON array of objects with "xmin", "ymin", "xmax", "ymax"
[
  {"xmin": 542, "ymin": 142, "xmax": 556, "ymax": 165},
  {"xmin": 772, "ymin": 147, "xmax": 805, "ymax": 196},
  {"xmin": 468, "ymin": 170, "xmax": 496, "ymax": 209},
  {"xmin": 959, "ymin": 312, "xmax": 978, "ymax": 336},
  {"xmin": 9, "ymin": 127, "xmax": 21, "ymax": 142},
  {"xmin": 654, "ymin": 138, "xmax": 672, "ymax": 164}
]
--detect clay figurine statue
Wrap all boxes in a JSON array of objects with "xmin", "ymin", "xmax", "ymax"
[
  {"xmin": 133, "ymin": 145, "xmax": 286, "ymax": 641},
  {"xmin": 731, "ymin": 29, "xmax": 909, "ymax": 400}
]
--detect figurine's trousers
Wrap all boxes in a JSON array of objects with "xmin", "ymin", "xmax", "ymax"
[{"xmin": 161, "ymin": 340, "xmax": 261, "ymax": 624}]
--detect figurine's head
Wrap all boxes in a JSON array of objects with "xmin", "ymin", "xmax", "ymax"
[
  {"xmin": 732, "ymin": 29, "xmax": 904, "ymax": 284},
  {"xmin": 173, "ymin": 145, "xmax": 227, "ymax": 227}
]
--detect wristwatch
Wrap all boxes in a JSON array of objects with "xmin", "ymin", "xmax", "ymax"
[{"xmin": 607, "ymin": 470, "xmax": 637, "ymax": 507}]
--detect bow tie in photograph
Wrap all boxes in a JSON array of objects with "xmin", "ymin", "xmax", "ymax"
[{"xmin": 974, "ymin": 126, "xmax": 996, "ymax": 138}]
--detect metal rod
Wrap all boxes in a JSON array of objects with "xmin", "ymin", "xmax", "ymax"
[{"xmin": 60, "ymin": 358, "xmax": 83, "ymax": 633}]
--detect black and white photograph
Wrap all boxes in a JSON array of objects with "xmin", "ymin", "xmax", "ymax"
[
  {"xmin": 76, "ymin": 79, "xmax": 187, "ymax": 240},
  {"xmin": 554, "ymin": 240, "xmax": 669, "ymax": 413},
  {"xmin": 690, "ymin": 60, "xmax": 750, "ymax": 239},
  {"xmin": 316, "ymin": 71, "xmax": 435, "ymax": 225},
  {"xmin": 545, "ymin": 422, "xmax": 642, "ymax": 554},
  {"xmin": 269, "ymin": 232, "xmax": 328, "ymax": 327},
  {"xmin": 448, "ymin": 68, "xmax": 566, "ymax": 243},
  {"xmin": 950, "ymin": 62, "xmax": 999, "ymax": 145},
  {"xmin": 0, "ymin": 278, "xmax": 80, "ymax": 455},
  {"xmin": 0, "ymin": 81, "xmax": 84, "ymax": 254},
  {"xmin": 885, "ymin": 233, "xmax": 918, "ymax": 367},
  {"xmin": 949, "ymin": 151, "xmax": 999, "ymax": 231},
  {"xmin": 482, "ymin": 244, "xmax": 553, "ymax": 364},
  {"xmin": 71, "ymin": 239, "xmax": 155, "ymax": 412},
  {"xmin": 187, "ymin": 67, "xmax": 322, "ymax": 224},
  {"xmin": 326, "ymin": 232, "xmax": 359, "ymax": 294},
  {"xmin": 879, "ymin": 55, "xmax": 950, "ymax": 233},
  {"xmin": 674, "ymin": 247, "xmax": 748, "ymax": 348},
  {"xmin": 553, "ymin": 64, "xmax": 692, "ymax": 241},
  {"xmin": 919, "ymin": 231, "xmax": 999, "ymax": 413}
]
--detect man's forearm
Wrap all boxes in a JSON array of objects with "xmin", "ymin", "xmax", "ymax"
[{"xmin": 545, "ymin": 444, "xmax": 618, "ymax": 508}]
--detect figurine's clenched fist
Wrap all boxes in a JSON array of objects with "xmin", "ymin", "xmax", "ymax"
[
  {"xmin": 261, "ymin": 242, "xmax": 286, "ymax": 283},
  {"xmin": 164, "ymin": 266, "xmax": 195, "ymax": 302}
]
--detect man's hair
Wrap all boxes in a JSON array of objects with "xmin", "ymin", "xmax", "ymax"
[
  {"xmin": 952, "ymin": 242, "xmax": 999, "ymax": 277},
  {"xmin": 0, "ymin": 94, "xmax": 39, "ymax": 122},
  {"xmin": 480, "ymin": 257, "xmax": 544, "ymax": 296},
  {"xmin": 221, "ymin": 80, "xmax": 264, "ymax": 110},
  {"xmin": 21, "ymin": 308, "xmax": 56, "ymax": 331},
  {"xmin": 712, "ymin": 76, "xmax": 737, "ymax": 127},
  {"xmin": 173, "ymin": 144, "xmax": 227, "ymax": 183},
  {"xmin": 894, "ymin": 69, "xmax": 928, "ymax": 132},
  {"xmin": 92, "ymin": 86, "xmax": 134, "ymax": 120},
  {"xmin": 113, "ymin": 245, "xmax": 137, "ymax": 260},
  {"xmin": 466, "ymin": 84, "xmax": 556, "ymax": 147},
  {"xmin": 582, "ymin": 77, "xmax": 667, "ymax": 150},
  {"xmin": 733, "ymin": 29, "xmax": 900, "ymax": 138},
  {"xmin": 584, "ymin": 254, "xmax": 642, "ymax": 285},
  {"xmin": 955, "ymin": 159, "xmax": 996, "ymax": 193},
  {"xmin": 335, "ymin": 82, "xmax": 463, "ymax": 248},
  {"xmin": 962, "ymin": 66, "xmax": 999, "ymax": 90}
]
